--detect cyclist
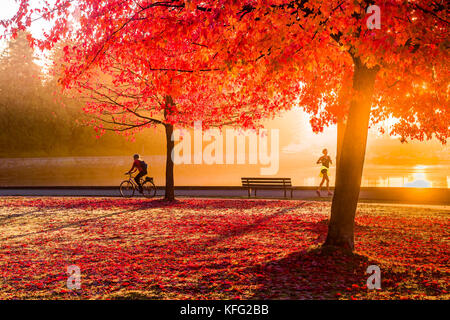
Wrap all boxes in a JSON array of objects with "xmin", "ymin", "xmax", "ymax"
[{"xmin": 126, "ymin": 154, "xmax": 148, "ymax": 193}]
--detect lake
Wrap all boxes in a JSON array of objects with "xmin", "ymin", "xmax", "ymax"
[{"xmin": 0, "ymin": 156, "xmax": 448, "ymax": 188}]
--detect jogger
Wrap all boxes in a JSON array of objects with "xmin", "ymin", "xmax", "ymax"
[{"xmin": 316, "ymin": 148, "xmax": 332, "ymax": 197}]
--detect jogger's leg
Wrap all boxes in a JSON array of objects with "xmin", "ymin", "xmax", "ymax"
[
  {"xmin": 318, "ymin": 177, "xmax": 325, "ymax": 190},
  {"xmin": 317, "ymin": 176, "xmax": 325, "ymax": 196},
  {"xmin": 324, "ymin": 174, "xmax": 332, "ymax": 195}
]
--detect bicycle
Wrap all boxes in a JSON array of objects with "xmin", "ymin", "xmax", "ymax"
[{"xmin": 119, "ymin": 172, "xmax": 157, "ymax": 198}]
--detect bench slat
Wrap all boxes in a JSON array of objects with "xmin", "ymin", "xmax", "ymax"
[
  {"xmin": 242, "ymin": 182, "xmax": 292, "ymax": 185},
  {"xmin": 242, "ymin": 181, "xmax": 290, "ymax": 186},
  {"xmin": 241, "ymin": 177, "xmax": 290, "ymax": 181},
  {"xmin": 242, "ymin": 180, "xmax": 291, "ymax": 183},
  {"xmin": 242, "ymin": 185, "xmax": 292, "ymax": 188},
  {"xmin": 242, "ymin": 180, "xmax": 289, "ymax": 182}
]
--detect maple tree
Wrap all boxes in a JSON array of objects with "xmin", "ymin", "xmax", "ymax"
[
  {"xmin": 62, "ymin": 55, "xmax": 298, "ymax": 200},
  {"xmin": 3, "ymin": 1, "xmax": 448, "ymax": 248},
  {"xmin": 4, "ymin": 2, "xmax": 300, "ymax": 200}
]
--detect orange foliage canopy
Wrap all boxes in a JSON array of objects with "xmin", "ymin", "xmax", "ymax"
[{"xmin": 4, "ymin": 0, "xmax": 449, "ymax": 141}]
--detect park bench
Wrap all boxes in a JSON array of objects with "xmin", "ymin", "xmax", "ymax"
[{"xmin": 241, "ymin": 177, "xmax": 294, "ymax": 198}]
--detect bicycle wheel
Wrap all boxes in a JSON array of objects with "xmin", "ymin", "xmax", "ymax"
[
  {"xmin": 120, "ymin": 180, "xmax": 135, "ymax": 198},
  {"xmin": 142, "ymin": 180, "xmax": 157, "ymax": 198}
]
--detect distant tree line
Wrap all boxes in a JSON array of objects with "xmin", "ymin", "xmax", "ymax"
[{"xmin": 0, "ymin": 31, "xmax": 164, "ymax": 158}]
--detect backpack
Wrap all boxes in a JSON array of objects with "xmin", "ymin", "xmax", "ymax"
[{"xmin": 140, "ymin": 160, "xmax": 148, "ymax": 171}]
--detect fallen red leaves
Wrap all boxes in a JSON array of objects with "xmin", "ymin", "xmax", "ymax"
[{"xmin": 0, "ymin": 197, "xmax": 448, "ymax": 300}]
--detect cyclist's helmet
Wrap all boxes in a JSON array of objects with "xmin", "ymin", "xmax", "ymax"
[{"xmin": 133, "ymin": 154, "xmax": 140, "ymax": 159}]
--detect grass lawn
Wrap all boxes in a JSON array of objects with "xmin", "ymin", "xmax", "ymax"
[{"xmin": 0, "ymin": 197, "xmax": 448, "ymax": 300}]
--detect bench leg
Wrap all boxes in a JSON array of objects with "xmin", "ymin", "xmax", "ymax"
[
  {"xmin": 284, "ymin": 189, "xmax": 287, "ymax": 198},
  {"xmin": 248, "ymin": 188, "xmax": 251, "ymax": 198},
  {"xmin": 291, "ymin": 189, "xmax": 293, "ymax": 198}
]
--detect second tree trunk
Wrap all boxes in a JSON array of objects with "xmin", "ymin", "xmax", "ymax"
[{"xmin": 164, "ymin": 123, "xmax": 175, "ymax": 201}]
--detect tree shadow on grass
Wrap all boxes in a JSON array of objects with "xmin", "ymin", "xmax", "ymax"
[
  {"xmin": 245, "ymin": 246, "xmax": 448, "ymax": 299},
  {"xmin": 182, "ymin": 217, "xmax": 332, "ymax": 298},
  {"xmin": 246, "ymin": 247, "xmax": 374, "ymax": 299},
  {"xmin": 6, "ymin": 197, "xmax": 307, "ymax": 211},
  {"xmin": 2, "ymin": 199, "xmax": 310, "ymax": 245},
  {"xmin": 167, "ymin": 203, "xmax": 312, "ymax": 261},
  {"xmin": 0, "ymin": 209, "xmax": 43, "ymax": 222},
  {"xmin": 1, "ymin": 208, "xmax": 140, "ymax": 241},
  {"xmin": 199, "ymin": 203, "xmax": 309, "ymax": 248}
]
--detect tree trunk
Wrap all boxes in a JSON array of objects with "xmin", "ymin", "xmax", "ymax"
[
  {"xmin": 336, "ymin": 116, "xmax": 346, "ymax": 172},
  {"xmin": 163, "ymin": 95, "xmax": 175, "ymax": 201},
  {"xmin": 164, "ymin": 122, "xmax": 175, "ymax": 201},
  {"xmin": 324, "ymin": 58, "xmax": 379, "ymax": 250}
]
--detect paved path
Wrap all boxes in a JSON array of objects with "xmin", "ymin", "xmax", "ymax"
[{"xmin": 0, "ymin": 186, "xmax": 449, "ymax": 205}]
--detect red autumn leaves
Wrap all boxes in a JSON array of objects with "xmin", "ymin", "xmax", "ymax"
[
  {"xmin": 4, "ymin": 1, "xmax": 448, "ymax": 141},
  {"xmin": 0, "ymin": 197, "xmax": 448, "ymax": 299}
]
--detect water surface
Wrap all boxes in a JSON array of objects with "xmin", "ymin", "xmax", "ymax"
[{"xmin": 0, "ymin": 156, "xmax": 447, "ymax": 188}]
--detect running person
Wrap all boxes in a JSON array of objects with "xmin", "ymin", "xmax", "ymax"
[
  {"xmin": 316, "ymin": 148, "xmax": 332, "ymax": 197},
  {"xmin": 126, "ymin": 154, "xmax": 148, "ymax": 193}
]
